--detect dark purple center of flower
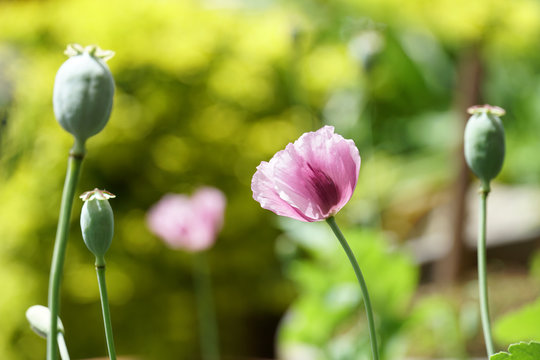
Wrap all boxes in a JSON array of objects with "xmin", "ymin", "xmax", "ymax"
[{"xmin": 306, "ymin": 163, "xmax": 340, "ymax": 215}]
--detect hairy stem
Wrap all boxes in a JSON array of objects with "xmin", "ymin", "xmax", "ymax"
[
  {"xmin": 47, "ymin": 142, "xmax": 85, "ymax": 360},
  {"xmin": 57, "ymin": 332, "xmax": 70, "ymax": 360},
  {"xmin": 478, "ymin": 187, "xmax": 495, "ymax": 356},
  {"xmin": 96, "ymin": 256, "xmax": 117, "ymax": 360},
  {"xmin": 326, "ymin": 216, "xmax": 379, "ymax": 360},
  {"xmin": 193, "ymin": 251, "xmax": 220, "ymax": 360}
]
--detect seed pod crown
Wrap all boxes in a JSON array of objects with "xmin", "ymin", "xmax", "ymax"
[
  {"xmin": 53, "ymin": 44, "xmax": 115, "ymax": 144},
  {"xmin": 80, "ymin": 189, "xmax": 116, "ymax": 258},
  {"xmin": 464, "ymin": 104, "xmax": 506, "ymax": 190}
]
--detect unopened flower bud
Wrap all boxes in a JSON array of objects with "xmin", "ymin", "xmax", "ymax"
[
  {"xmin": 26, "ymin": 305, "xmax": 64, "ymax": 339},
  {"xmin": 53, "ymin": 44, "xmax": 115, "ymax": 144},
  {"xmin": 80, "ymin": 189, "xmax": 116, "ymax": 259},
  {"xmin": 464, "ymin": 105, "xmax": 506, "ymax": 190}
]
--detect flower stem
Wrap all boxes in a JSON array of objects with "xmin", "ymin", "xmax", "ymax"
[
  {"xmin": 57, "ymin": 332, "xmax": 70, "ymax": 360},
  {"xmin": 95, "ymin": 256, "xmax": 117, "ymax": 360},
  {"xmin": 47, "ymin": 142, "xmax": 85, "ymax": 360},
  {"xmin": 326, "ymin": 216, "xmax": 379, "ymax": 360},
  {"xmin": 192, "ymin": 251, "xmax": 220, "ymax": 360},
  {"xmin": 478, "ymin": 187, "xmax": 495, "ymax": 356}
]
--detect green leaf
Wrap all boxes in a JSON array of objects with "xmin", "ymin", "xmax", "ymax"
[
  {"xmin": 491, "ymin": 341, "xmax": 540, "ymax": 360},
  {"xmin": 276, "ymin": 220, "xmax": 419, "ymax": 359},
  {"xmin": 494, "ymin": 300, "xmax": 540, "ymax": 343}
]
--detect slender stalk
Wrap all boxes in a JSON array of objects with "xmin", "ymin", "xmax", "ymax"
[
  {"xmin": 478, "ymin": 187, "xmax": 495, "ymax": 356},
  {"xmin": 47, "ymin": 141, "xmax": 85, "ymax": 360},
  {"xmin": 192, "ymin": 251, "xmax": 220, "ymax": 360},
  {"xmin": 57, "ymin": 333, "xmax": 70, "ymax": 360},
  {"xmin": 95, "ymin": 256, "xmax": 117, "ymax": 360},
  {"xmin": 326, "ymin": 216, "xmax": 379, "ymax": 360}
]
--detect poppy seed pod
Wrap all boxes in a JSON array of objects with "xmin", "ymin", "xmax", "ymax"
[
  {"xmin": 53, "ymin": 44, "xmax": 115, "ymax": 144},
  {"xmin": 26, "ymin": 305, "xmax": 64, "ymax": 339},
  {"xmin": 80, "ymin": 189, "xmax": 116, "ymax": 258},
  {"xmin": 464, "ymin": 105, "xmax": 506, "ymax": 190}
]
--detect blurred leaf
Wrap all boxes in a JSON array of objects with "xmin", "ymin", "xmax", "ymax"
[
  {"xmin": 494, "ymin": 251, "xmax": 540, "ymax": 344},
  {"xmin": 277, "ymin": 221, "xmax": 418, "ymax": 359},
  {"xmin": 403, "ymin": 296, "xmax": 472, "ymax": 358},
  {"xmin": 494, "ymin": 301, "xmax": 540, "ymax": 344},
  {"xmin": 491, "ymin": 341, "xmax": 540, "ymax": 360}
]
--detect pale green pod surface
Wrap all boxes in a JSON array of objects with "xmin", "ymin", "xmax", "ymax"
[
  {"xmin": 80, "ymin": 197, "xmax": 114, "ymax": 258},
  {"xmin": 26, "ymin": 305, "xmax": 64, "ymax": 339},
  {"xmin": 53, "ymin": 45, "xmax": 115, "ymax": 143},
  {"xmin": 464, "ymin": 106, "xmax": 506, "ymax": 188}
]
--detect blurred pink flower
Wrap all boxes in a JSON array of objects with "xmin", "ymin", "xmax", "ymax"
[
  {"xmin": 251, "ymin": 126, "xmax": 360, "ymax": 222},
  {"xmin": 146, "ymin": 187, "xmax": 226, "ymax": 251}
]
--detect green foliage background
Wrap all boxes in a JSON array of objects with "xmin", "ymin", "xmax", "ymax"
[{"xmin": 2, "ymin": 0, "xmax": 540, "ymax": 359}]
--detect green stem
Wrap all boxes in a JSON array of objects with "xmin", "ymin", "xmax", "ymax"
[
  {"xmin": 57, "ymin": 332, "xmax": 70, "ymax": 360},
  {"xmin": 326, "ymin": 216, "xmax": 379, "ymax": 360},
  {"xmin": 96, "ymin": 256, "xmax": 117, "ymax": 360},
  {"xmin": 47, "ymin": 141, "xmax": 85, "ymax": 360},
  {"xmin": 192, "ymin": 251, "xmax": 220, "ymax": 360},
  {"xmin": 478, "ymin": 187, "xmax": 495, "ymax": 356}
]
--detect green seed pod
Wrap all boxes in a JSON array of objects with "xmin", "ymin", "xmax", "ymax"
[
  {"xmin": 464, "ymin": 105, "xmax": 506, "ymax": 190},
  {"xmin": 80, "ymin": 189, "xmax": 116, "ymax": 258},
  {"xmin": 26, "ymin": 305, "xmax": 64, "ymax": 339},
  {"xmin": 53, "ymin": 44, "xmax": 115, "ymax": 143}
]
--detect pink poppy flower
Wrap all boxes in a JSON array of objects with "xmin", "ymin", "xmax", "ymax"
[
  {"xmin": 251, "ymin": 125, "xmax": 360, "ymax": 222},
  {"xmin": 146, "ymin": 187, "xmax": 226, "ymax": 251}
]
